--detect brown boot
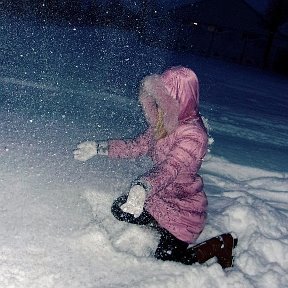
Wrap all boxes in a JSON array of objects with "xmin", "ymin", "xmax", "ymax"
[
  {"xmin": 181, "ymin": 233, "xmax": 238, "ymax": 269},
  {"xmin": 216, "ymin": 233, "xmax": 238, "ymax": 269}
]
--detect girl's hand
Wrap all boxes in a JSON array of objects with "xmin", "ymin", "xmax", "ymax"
[
  {"xmin": 73, "ymin": 141, "xmax": 108, "ymax": 161},
  {"xmin": 120, "ymin": 185, "xmax": 146, "ymax": 218}
]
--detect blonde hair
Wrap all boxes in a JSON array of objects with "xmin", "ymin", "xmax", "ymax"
[{"xmin": 154, "ymin": 109, "xmax": 167, "ymax": 140}]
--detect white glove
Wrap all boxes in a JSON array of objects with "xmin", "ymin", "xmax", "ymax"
[
  {"xmin": 73, "ymin": 141, "xmax": 108, "ymax": 161},
  {"xmin": 120, "ymin": 185, "xmax": 147, "ymax": 218}
]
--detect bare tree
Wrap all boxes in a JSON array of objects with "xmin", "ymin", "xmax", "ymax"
[
  {"xmin": 265, "ymin": 0, "xmax": 288, "ymax": 30},
  {"xmin": 263, "ymin": 0, "xmax": 288, "ymax": 68}
]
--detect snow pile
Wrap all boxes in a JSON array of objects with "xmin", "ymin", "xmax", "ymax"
[{"xmin": 202, "ymin": 157, "xmax": 288, "ymax": 287}]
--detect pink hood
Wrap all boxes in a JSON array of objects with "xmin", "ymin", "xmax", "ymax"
[{"xmin": 139, "ymin": 66, "xmax": 200, "ymax": 134}]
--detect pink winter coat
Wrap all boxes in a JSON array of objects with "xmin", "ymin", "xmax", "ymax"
[{"xmin": 108, "ymin": 66, "xmax": 208, "ymax": 243}]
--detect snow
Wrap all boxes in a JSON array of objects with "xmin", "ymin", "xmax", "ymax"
[{"xmin": 0, "ymin": 14, "xmax": 288, "ymax": 288}]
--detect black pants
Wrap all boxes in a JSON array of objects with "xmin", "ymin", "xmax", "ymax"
[{"xmin": 111, "ymin": 195, "xmax": 189, "ymax": 262}]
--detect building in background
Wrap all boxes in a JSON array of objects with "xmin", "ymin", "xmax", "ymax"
[{"xmin": 169, "ymin": 0, "xmax": 288, "ymax": 73}]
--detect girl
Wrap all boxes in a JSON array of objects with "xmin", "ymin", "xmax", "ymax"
[{"xmin": 74, "ymin": 66, "xmax": 237, "ymax": 269}]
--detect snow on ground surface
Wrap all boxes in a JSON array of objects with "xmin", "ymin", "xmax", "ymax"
[{"xmin": 0, "ymin": 15, "xmax": 288, "ymax": 288}]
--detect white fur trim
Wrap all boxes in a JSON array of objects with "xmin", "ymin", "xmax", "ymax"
[{"xmin": 139, "ymin": 75, "xmax": 179, "ymax": 134}]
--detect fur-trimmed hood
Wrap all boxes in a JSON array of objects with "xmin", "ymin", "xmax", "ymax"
[{"xmin": 139, "ymin": 66, "xmax": 200, "ymax": 134}]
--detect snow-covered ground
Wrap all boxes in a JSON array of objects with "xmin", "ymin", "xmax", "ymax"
[{"xmin": 0, "ymin": 15, "xmax": 288, "ymax": 288}]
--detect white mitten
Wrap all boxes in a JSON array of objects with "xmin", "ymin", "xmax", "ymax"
[
  {"xmin": 121, "ymin": 184, "xmax": 147, "ymax": 218},
  {"xmin": 73, "ymin": 141, "xmax": 108, "ymax": 161}
]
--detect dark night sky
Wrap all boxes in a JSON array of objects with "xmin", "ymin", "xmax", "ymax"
[{"xmin": 117, "ymin": 0, "xmax": 270, "ymax": 14}]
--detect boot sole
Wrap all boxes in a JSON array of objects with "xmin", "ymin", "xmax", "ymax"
[
  {"xmin": 230, "ymin": 232, "xmax": 238, "ymax": 268},
  {"xmin": 233, "ymin": 238, "xmax": 238, "ymax": 248}
]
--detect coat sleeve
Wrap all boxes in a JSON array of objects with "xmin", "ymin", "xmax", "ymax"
[
  {"xmin": 141, "ymin": 125, "xmax": 207, "ymax": 194},
  {"xmin": 108, "ymin": 129, "xmax": 153, "ymax": 159}
]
